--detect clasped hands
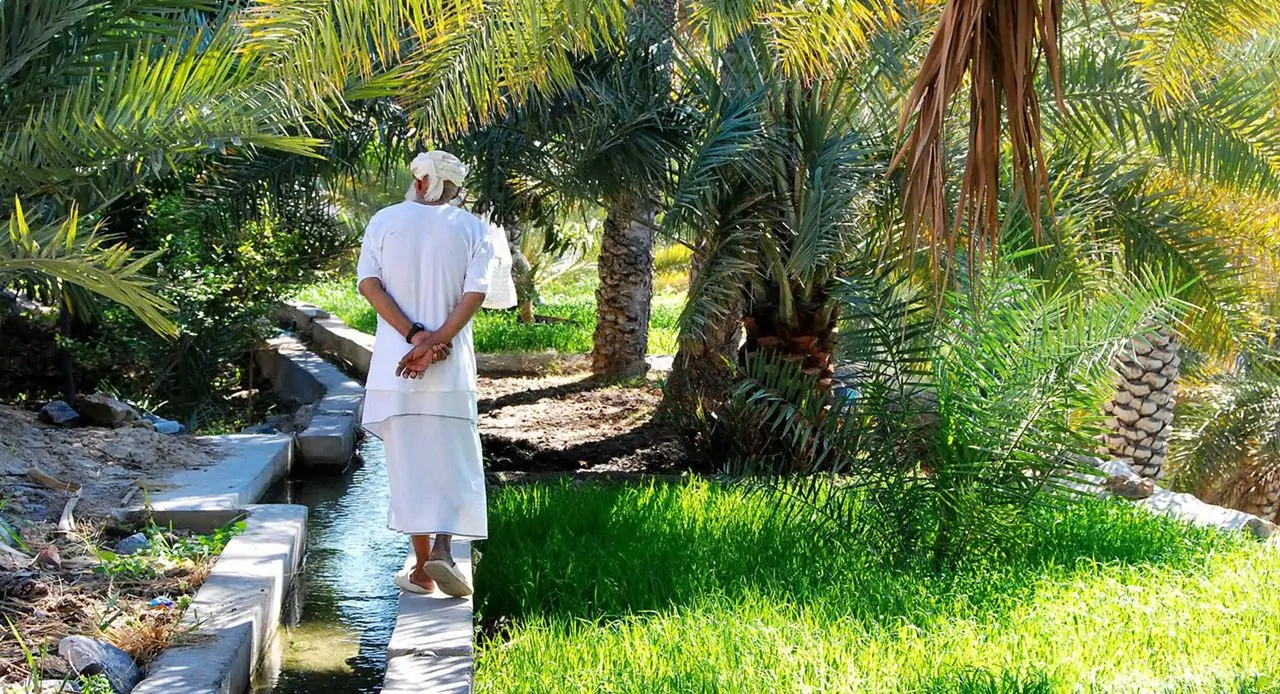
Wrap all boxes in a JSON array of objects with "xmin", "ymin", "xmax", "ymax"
[{"xmin": 396, "ymin": 329, "xmax": 452, "ymax": 379}]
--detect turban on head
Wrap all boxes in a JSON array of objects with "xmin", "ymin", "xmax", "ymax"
[{"xmin": 408, "ymin": 150, "xmax": 468, "ymax": 203}]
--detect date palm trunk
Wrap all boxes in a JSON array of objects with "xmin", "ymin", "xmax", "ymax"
[
  {"xmin": 1103, "ymin": 329, "xmax": 1181, "ymax": 479},
  {"xmin": 741, "ymin": 285, "xmax": 838, "ymax": 384},
  {"xmin": 592, "ymin": 194, "xmax": 655, "ymax": 377},
  {"xmin": 508, "ymin": 224, "xmax": 536, "ymax": 325},
  {"xmin": 660, "ymin": 246, "xmax": 743, "ymax": 418}
]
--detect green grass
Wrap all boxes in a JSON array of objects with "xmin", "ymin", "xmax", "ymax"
[
  {"xmin": 473, "ymin": 480, "xmax": 1280, "ymax": 693},
  {"xmin": 290, "ymin": 276, "xmax": 682, "ymax": 355}
]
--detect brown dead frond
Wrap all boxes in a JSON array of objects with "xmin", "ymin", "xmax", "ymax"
[{"xmin": 891, "ymin": 0, "xmax": 1068, "ymax": 279}]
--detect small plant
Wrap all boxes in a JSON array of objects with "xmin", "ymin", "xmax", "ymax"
[
  {"xmin": 91, "ymin": 518, "xmax": 245, "ymax": 583},
  {"xmin": 77, "ymin": 674, "xmax": 113, "ymax": 694}
]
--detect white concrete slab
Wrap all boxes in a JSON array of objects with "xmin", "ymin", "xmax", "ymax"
[
  {"xmin": 133, "ymin": 504, "xmax": 308, "ymax": 694},
  {"xmin": 296, "ymin": 414, "xmax": 356, "ymax": 467},
  {"xmin": 387, "ymin": 542, "xmax": 474, "ymax": 658},
  {"xmin": 383, "ymin": 654, "xmax": 472, "ymax": 694},
  {"xmin": 384, "ymin": 540, "xmax": 475, "ymax": 692},
  {"xmin": 119, "ymin": 434, "xmax": 293, "ymax": 533},
  {"xmin": 311, "ymin": 317, "xmax": 375, "ymax": 376}
]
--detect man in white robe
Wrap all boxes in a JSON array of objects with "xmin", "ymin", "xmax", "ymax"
[{"xmin": 357, "ymin": 150, "xmax": 494, "ymax": 597}]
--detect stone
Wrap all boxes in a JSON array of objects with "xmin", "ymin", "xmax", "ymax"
[
  {"xmin": 37, "ymin": 401, "xmax": 81, "ymax": 427},
  {"xmin": 74, "ymin": 394, "xmax": 139, "ymax": 428},
  {"xmin": 241, "ymin": 423, "xmax": 278, "ymax": 435},
  {"xmin": 1139, "ymin": 401, "xmax": 1158, "ymax": 416},
  {"xmin": 1131, "ymin": 446, "xmax": 1153, "ymax": 461},
  {"xmin": 1113, "ymin": 390, "xmax": 1134, "ymax": 406},
  {"xmin": 1152, "ymin": 408, "xmax": 1174, "ymax": 424},
  {"xmin": 1245, "ymin": 517, "xmax": 1277, "ymax": 540},
  {"xmin": 58, "ymin": 636, "xmax": 142, "ymax": 694},
  {"xmin": 115, "ymin": 533, "xmax": 150, "ymax": 556},
  {"xmin": 1104, "ymin": 475, "xmax": 1156, "ymax": 500},
  {"xmin": 36, "ymin": 545, "xmax": 61, "ymax": 570}
]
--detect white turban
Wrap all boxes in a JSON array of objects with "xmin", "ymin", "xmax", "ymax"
[{"xmin": 407, "ymin": 150, "xmax": 468, "ymax": 203}]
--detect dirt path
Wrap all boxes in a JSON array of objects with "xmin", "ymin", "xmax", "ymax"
[{"xmin": 476, "ymin": 374, "xmax": 689, "ymax": 473}]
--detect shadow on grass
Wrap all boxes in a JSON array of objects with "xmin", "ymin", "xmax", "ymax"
[{"xmin": 474, "ymin": 480, "xmax": 1234, "ymax": 638}]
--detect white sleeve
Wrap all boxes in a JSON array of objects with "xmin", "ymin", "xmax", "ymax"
[
  {"xmin": 462, "ymin": 220, "xmax": 495, "ymax": 295},
  {"xmin": 356, "ymin": 217, "xmax": 383, "ymax": 285}
]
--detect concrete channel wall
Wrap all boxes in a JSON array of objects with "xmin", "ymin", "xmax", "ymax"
[
  {"xmin": 117, "ymin": 434, "xmax": 304, "ymax": 694},
  {"xmin": 254, "ymin": 333, "xmax": 364, "ymax": 467},
  {"xmin": 126, "ymin": 328, "xmax": 371, "ymax": 693},
  {"xmin": 276, "ymin": 301, "xmax": 479, "ymax": 693}
]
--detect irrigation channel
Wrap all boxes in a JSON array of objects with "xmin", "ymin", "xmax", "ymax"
[{"xmin": 254, "ymin": 436, "xmax": 408, "ymax": 693}]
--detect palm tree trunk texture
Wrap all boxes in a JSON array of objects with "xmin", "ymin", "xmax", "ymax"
[
  {"xmin": 1229, "ymin": 468, "xmax": 1280, "ymax": 522},
  {"xmin": 1103, "ymin": 330, "xmax": 1181, "ymax": 479},
  {"xmin": 741, "ymin": 288, "xmax": 838, "ymax": 383},
  {"xmin": 509, "ymin": 225, "xmax": 536, "ymax": 325},
  {"xmin": 592, "ymin": 194, "xmax": 655, "ymax": 377},
  {"xmin": 660, "ymin": 249, "xmax": 744, "ymax": 418}
]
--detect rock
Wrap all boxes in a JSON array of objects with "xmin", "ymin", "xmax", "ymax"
[
  {"xmin": 242, "ymin": 423, "xmax": 278, "ymax": 434},
  {"xmin": 114, "ymin": 533, "xmax": 150, "ymax": 556},
  {"xmin": 1245, "ymin": 517, "xmax": 1277, "ymax": 540},
  {"xmin": 1104, "ymin": 475, "xmax": 1156, "ymax": 499},
  {"xmin": 58, "ymin": 636, "xmax": 141, "ymax": 694},
  {"xmin": 99, "ymin": 442, "xmax": 134, "ymax": 462},
  {"xmin": 74, "ymin": 394, "xmax": 139, "ymax": 428},
  {"xmin": 38, "ymin": 401, "xmax": 81, "ymax": 427},
  {"xmin": 36, "ymin": 545, "xmax": 62, "ymax": 570}
]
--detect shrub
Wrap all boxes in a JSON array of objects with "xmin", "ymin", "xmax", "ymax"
[{"xmin": 713, "ymin": 266, "xmax": 1185, "ymax": 565}]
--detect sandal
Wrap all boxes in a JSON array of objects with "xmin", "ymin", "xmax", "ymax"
[
  {"xmin": 424, "ymin": 559, "xmax": 473, "ymax": 598},
  {"xmin": 394, "ymin": 568, "xmax": 434, "ymax": 595}
]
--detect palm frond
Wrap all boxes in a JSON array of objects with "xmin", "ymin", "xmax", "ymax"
[
  {"xmin": 1, "ymin": 200, "xmax": 174, "ymax": 335},
  {"xmin": 1130, "ymin": 0, "xmax": 1280, "ymax": 105}
]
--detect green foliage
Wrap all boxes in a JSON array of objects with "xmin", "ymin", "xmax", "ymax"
[
  {"xmin": 293, "ymin": 277, "xmax": 684, "ymax": 356},
  {"xmin": 710, "ymin": 264, "xmax": 1186, "ymax": 563},
  {"xmin": 93, "ymin": 518, "xmax": 245, "ymax": 583},
  {"xmin": 474, "ymin": 480, "xmax": 1280, "ymax": 692},
  {"xmin": 76, "ymin": 673, "xmax": 114, "ymax": 694},
  {"xmin": 1170, "ymin": 350, "xmax": 1280, "ymax": 504}
]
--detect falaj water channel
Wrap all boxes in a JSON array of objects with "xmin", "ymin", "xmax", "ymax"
[{"xmin": 256, "ymin": 437, "xmax": 405, "ymax": 694}]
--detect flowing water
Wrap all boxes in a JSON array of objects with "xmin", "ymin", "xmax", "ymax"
[{"xmin": 255, "ymin": 437, "xmax": 407, "ymax": 694}]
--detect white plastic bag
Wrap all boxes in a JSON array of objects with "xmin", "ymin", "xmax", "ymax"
[{"xmin": 483, "ymin": 218, "xmax": 518, "ymax": 310}]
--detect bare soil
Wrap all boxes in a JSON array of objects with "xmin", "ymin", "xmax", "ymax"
[
  {"xmin": 0, "ymin": 406, "xmax": 222, "ymax": 685},
  {"xmin": 0, "ymin": 406, "xmax": 218, "ymax": 522},
  {"xmin": 477, "ymin": 374, "xmax": 692, "ymax": 474}
]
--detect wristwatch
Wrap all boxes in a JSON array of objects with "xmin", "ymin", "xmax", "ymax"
[{"xmin": 406, "ymin": 322, "xmax": 426, "ymax": 343}]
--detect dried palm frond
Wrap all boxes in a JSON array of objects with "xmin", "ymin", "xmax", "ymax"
[{"xmin": 892, "ymin": 0, "xmax": 1066, "ymax": 279}]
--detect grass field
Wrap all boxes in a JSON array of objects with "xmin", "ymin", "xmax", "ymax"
[
  {"xmin": 473, "ymin": 481, "xmax": 1280, "ymax": 693},
  {"xmin": 291, "ymin": 273, "xmax": 683, "ymax": 355}
]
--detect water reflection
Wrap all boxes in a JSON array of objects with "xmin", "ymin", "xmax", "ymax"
[{"xmin": 257, "ymin": 438, "xmax": 405, "ymax": 694}]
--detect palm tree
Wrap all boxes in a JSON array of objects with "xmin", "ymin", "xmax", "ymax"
[
  {"xmin": 2, "ymin": 1, "xmax": 633, "ymax": 331},
  {"xmin": 894, "ymin": 0, "xmax": 1280, "ymax": 479},
  {"xmin": 659, "ymin": 15, "xmax": 905, "ymax": 416}
]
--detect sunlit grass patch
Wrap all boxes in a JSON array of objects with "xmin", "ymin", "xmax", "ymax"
[
  {"xmin": 291, "ymin": 278, "xmax": 683, "ymax": 355},
  {"xmin": 474, "ymin": 481, "xmax": 1280, "ymax": 693}
]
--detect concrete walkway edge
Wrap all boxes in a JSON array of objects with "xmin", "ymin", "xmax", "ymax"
[
  {"xmin": 383, "ymin": 543, "xmax": 475, "ymax": 693},
  {"xmin": 133, "ymin": 504, "xmax": 308, "ymax": 694}
]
